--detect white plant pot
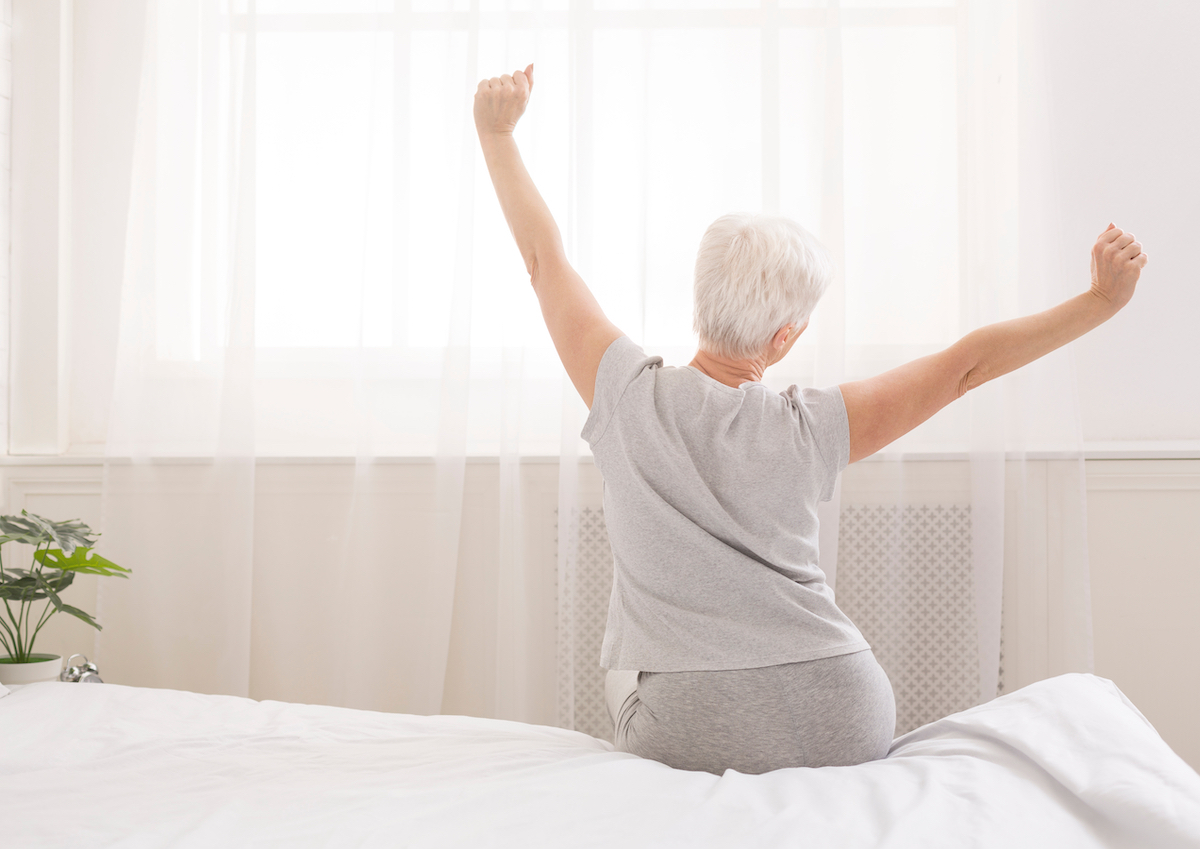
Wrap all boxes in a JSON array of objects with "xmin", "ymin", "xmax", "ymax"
[{"xmin": 0, "ymin": 654, "xmax": 64, "ymax": 685}]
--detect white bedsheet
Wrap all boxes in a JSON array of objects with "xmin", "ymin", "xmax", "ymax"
[{"xmin": 1, "ymin": 673, "xmax": 1197, "ymax": 848}]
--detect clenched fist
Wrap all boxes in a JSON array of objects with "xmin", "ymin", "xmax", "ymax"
[
  {"xmin": 1090, "ymin": 223, "xmax": 1148, "ymax": 310},
  {"xmin": 474, "ymin": 63, "xmax": 534, "ymax": 138}
]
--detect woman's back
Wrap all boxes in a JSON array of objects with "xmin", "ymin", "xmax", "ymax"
[{"xmin": 585, "ymin": 336, "xmax": 869, "ymax": 674}]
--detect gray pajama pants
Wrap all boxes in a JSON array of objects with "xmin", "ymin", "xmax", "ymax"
[{"xmin": 606, "ymin": 649, "xmax": 896, "ymax": 775}]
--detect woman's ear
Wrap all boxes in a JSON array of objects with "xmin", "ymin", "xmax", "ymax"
[{"xmin": 772, "ymin": 322, "xmax": 809, "ymax": 349}]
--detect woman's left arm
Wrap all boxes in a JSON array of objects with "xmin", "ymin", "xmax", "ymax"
[
  {"xmin": 840, "ymin": 223, "xmax": 1146, "ymax": 463},
  {"xmin": 475, "ymin": 65, "xmax": 622, "ymax": 408}
]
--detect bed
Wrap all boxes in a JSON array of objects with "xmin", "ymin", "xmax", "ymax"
[{"xmin": 1, "ymin": 673, "xmax": 1197, "ymax": 847}]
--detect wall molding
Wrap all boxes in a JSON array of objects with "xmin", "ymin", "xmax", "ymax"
[
  {"xmin": 1086, "ymin": 459, "xmax": 1200, "ymax": 492},
  {"xmin": 1, "ymin": 463, "xmax": 103, "ymax": 512}
]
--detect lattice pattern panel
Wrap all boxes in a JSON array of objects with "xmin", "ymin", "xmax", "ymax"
[
  {"xmin": 557, "ymin": 503, "xmax": 1003, "ymax": 743},
  {"xmin": 837, "ymin": 504, "xmax": 990, "ymax": 736},
  {"xmin": 555, "ymin": 507, "xmax": 616, "ymax": 743}
]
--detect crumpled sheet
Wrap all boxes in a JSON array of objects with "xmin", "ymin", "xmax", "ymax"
[{"xmin": 1, "ymin": 672, "xmax": 1197, "ymax": 848}]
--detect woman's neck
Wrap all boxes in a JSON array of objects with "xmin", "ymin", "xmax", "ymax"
[{"xmin": 687, "ymin": 348, "xmax": 769, "ymax": 388}]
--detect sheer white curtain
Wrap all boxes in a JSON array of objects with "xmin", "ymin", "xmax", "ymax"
[
  {"xmin": 95, "ymin": 0, "xmax": 1091, "ymax": 729},
  {"xmin": 98, "ymin": 0, "xmax": 503, "ymax": 713}
]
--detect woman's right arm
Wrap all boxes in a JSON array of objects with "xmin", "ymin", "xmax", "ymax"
[
  {"xmin": 475, "ymin": 65, "xmax": 622, "ymax": 409},
  {"xmin": 839, "ymin": 223, "xmax": 1148, "ymax": 464}
]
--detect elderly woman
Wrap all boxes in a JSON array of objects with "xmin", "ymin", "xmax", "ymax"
[{"xmin": 474, "ymin": 66, "xmax": 1147, "ymax": 775}]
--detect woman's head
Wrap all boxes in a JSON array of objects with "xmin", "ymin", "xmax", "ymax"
[{"xmin": 692, "ymin": 213, "xmax": 832, "ymax": 360}]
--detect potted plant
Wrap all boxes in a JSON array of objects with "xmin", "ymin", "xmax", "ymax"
[{"xmin": 0, "ymin": 510, "xmax": 130, "ymax": 686}]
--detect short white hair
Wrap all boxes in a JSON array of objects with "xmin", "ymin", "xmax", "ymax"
[{"xmin": 692, "ymin": 213, "xmax": 833, "ymax": 360}]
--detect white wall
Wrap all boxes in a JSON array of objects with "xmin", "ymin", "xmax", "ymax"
[
  {"xmin": 1020, "ymin": 0, "xmax": 1200, "ymax": 444},
  {"xmin": 1014, "ymin": 1, "xmax": 1200, "ymax": 767},
  {"xmin": 0, "ymin": 0, "xmax": 10, "ymax": 446},
  {"xmin": 1087, "ymin": 460, "xmax": 1200, "ymax": 773}
]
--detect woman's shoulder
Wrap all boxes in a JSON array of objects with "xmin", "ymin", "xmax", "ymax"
[
  {"xmin": 603, "ymin": 336, "xmax": 663, "ymax": 375},
  {"xmin": 783, "ymin": 384, "xmax": 847, "ymax": 419},
  {"xmin": 583, "ymin": 337, "xmax": 663, "ymax": 446}
]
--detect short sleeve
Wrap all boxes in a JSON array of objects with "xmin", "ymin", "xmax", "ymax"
[
  {"xmin": 581, "ymin": 336, "xmax": 662, "ymax": 447},
  {"xmin": 785, "ymin": 384, "xmax": 850, "ymax": 502}
]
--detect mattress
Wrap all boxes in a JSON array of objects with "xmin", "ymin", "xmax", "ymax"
[{"xmin": 1, "ymin": 672, "xmax": 1197, "ymax": 847}]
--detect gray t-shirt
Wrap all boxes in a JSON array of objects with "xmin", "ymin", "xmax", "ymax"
[{"xmin": 582, "ymin": 336, "xmax": 870, "ymax": 672}]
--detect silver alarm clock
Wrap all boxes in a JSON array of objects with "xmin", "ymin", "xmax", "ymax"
[{"xmin": 59, "ymin": 653, "xmax": 104, "ymax": 683}]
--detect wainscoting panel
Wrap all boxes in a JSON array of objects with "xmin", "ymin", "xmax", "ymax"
[{"xmin": 1086, "ymin": 460, "xmax": 1200, "ymax": 772}]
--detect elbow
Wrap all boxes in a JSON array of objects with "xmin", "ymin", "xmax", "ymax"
[
  {"xmin": 526, "ymin": 237, "xmax": 571, "ymax": 291},
  {"xmin": 958, "ymin": 365, "xmax": 987, "ymax": 398},
  {"xmin": 949, "ymin": 335, "xmax": 987, "ymax": 398},
  {"xmin": 527, "ymin": 244, "xmax": 564, "ymax": 291}
]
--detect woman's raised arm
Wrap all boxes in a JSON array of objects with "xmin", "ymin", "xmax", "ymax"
[
  {"xmin": 474, "ymin": 64, "xmax": 622, "ymax": 408},
  {"xmin": 839, "ymin": 223, "xmax": 1148, "ymax": 463}
]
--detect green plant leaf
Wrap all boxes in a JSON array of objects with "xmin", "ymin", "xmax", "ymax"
[
  {"xmin": 32, "ymin": 573, "xmax": 65, "ymax": 613},
  {"xmin": 17, "ymin": 510, "xmax": 98, "ymax": 557},
  {"xmin": 41, "ymin": 570, "xmax": 75, "ymax": 592},
  {"xmin": 0, "ymin": 514, "xmax": 50, "ymax": 546},
  {"xmin": 4, "ymin": 574, "xmax": 37, "ymax": 585},
  {"xmin": 0, "ymin": 584, "xmax": 47, "ymax": 602},
  {"xmin": 0, "ymin": 573, "xmax": 50, "ymax": 602},
  {"xmin": 3, "ymin": 569, "xmax": 72, "ymax": 590},
  {"xmin": 34, "ymin": 548, "xmax": 130, "ymax": 577},
  {"xmin": 59, "ymin": 603, "xmax": 101, "ymax": 631}
]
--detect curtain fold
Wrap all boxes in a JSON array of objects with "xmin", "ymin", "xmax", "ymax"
[
  {"xmin": 99, "ymin": 0, "xmax": 258, "ymax": 697},
  {"xmin": 963, "ymin": 0, "xmax": 1018, "ymax": 706},
  {"xmin": 813, "ymin": 0, "xmax": 847, "ymax": 596},
  {"xmin": 94, "ymin": 0, "xmax": 1091, "ymax": 735}
]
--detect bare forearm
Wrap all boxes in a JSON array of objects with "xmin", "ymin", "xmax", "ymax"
[
  {"xmin": 478, "ymin": 131, "xmax": 563, "ymax": 276},
  {"xmin": 842, "ymin": 225, "xmax": 1145, "ymax": 463},
  {"xmin": 843, "ymin": 290, "xmax": 1118, "ymax": 462},
  {"xmin": 957, "ymin": 290, "xmax": 1120, "ymax": 393}
]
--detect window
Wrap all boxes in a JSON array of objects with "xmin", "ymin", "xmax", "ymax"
[{"xmin": 17, "ymin": 0, "xmax": 972, "ymax": 457}]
